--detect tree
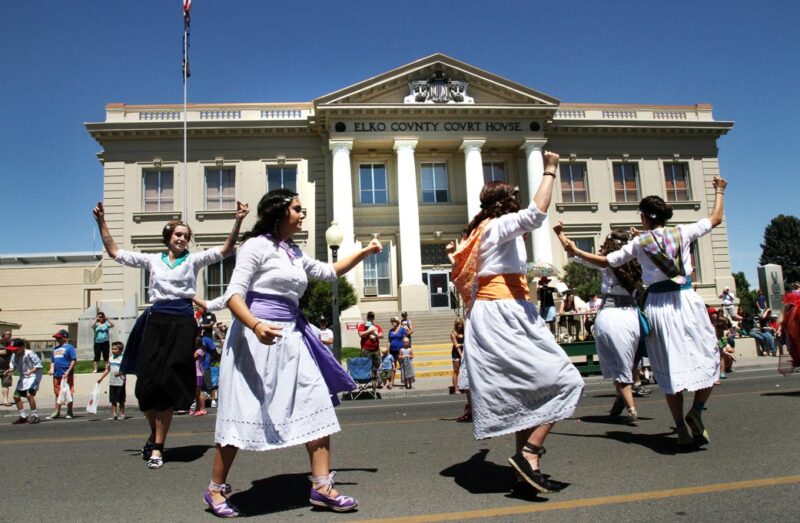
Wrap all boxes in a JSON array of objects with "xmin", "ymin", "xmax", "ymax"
[
  {"xmin": 300, "ymin": 277, "xmax": 357, "ymax": 324},
  {"xmin": 562, "ymin": 261, "xmax": 601, "ymax": 301},
  {"xmin": 732, "ymin": 271, "xmax": 757, "ymax": 315},
  {"xmin": 759, "ymin": 214, "xmax": 800, "ymax": 287}
]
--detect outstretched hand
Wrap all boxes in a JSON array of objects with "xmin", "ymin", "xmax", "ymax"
[
  {"xmin": 367, "ymin": 239, "xmax": 383, "ymax": 254},
  {"xmin": 445, "ymin": 241, "xmax": 456, "ymax": 254},
  {"xmin": 235, "ymin": 201, "xmax": 250, "ymax": 221},
  {"xmin": 629, "ymin": 225, "xmax": 640, "ymax": 237},
  {"xmin": 543, "ymin": 150, "xmax": 560, "ymax": 172},
  {"xmin": 92, "ymin": 201, "xmax": 105, "ymax": 221},
  {"xmin": 712, "ymin": 176, "xmax": 728, "ymax": 191},
  {"xmin": 552, "ymin": 221, "xmax": 565, "ymax": 236}
]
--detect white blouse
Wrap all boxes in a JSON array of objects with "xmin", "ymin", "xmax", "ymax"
[
  {"xmin": 115, "ymin": 247, "xmax": 223, "ymax": 303},
  {"xmin": 477, "ymin": 201, "xmax": 547, "ymax": 277},
  {"xmin": 220, "ymin": 235, "xmax": 337, "ymax": 307},
  {"xmin": 572, "ymin": 254, "xmax": 631, "ymax": 296},
  {"xmin": 606, "ymin": 219, "xmax": 711, "ymax": 285}
]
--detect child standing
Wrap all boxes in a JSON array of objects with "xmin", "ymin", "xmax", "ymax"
[
  {"xmin": 378, "ymin": 347, "xmax": 395, "ymax": 389},
  {"xmin": 399, "ymin": 336, "xmax": 415, "ymax": 389},
  {"xmin": 192, "ymin": 338, "xmax": 207, "ymax": 416},
  {"xmin": 4, "ymin": 338, "xmax": 43, "ymax": 424},
  {"xmin": 97, "ymin": 342, "xmax": 126, "ymax": 419}
]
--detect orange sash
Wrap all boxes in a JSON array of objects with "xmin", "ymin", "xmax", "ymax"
[
  {"xmin": 476, "ymin": 274, "xmax": 530, "ymax": 301},
  {"xmin": 452, "ymin": 219, "xmax": 492, "ymax": 312}
]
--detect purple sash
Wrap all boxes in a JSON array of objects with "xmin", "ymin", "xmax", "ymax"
[{"xmin": 246, "ymin": 292, "xmax": 355, "ymax": 406}]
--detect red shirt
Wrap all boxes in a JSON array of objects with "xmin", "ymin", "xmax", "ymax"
[{"xmin": 358, "ymin": 322, "xmax": 383, "ymax": 352}]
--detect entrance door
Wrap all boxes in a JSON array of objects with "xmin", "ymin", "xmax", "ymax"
[{"xmin": 423, "ymin": 271, "xmax": 451, "ymax": 309}]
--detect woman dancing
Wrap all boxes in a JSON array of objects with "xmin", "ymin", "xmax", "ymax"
[
  {"xmin": 452, "ymin": 151, "xmax": 584, "ymax": 494},
  {"xmin": 449, "ymin": 318, "xmax": 465, "ymax": 395},
  {"xmin": 561, "ymin": 176, "xmax": 727, "ymax": 447},
  {"xmin": 554, "ymin": 225, "xmax": 643, "ymax": 425},
  {"xmin": 93, "ymin": 200, "xmax": 248, "ymax": 468},
  {"xmin": 202, "ymin": 188, "xmax": 381, "ymax": 517}
]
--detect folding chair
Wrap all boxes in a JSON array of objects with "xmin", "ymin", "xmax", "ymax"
[{"xmin": 347, "ymin": 357, "xmax": 378, "ymax": 399}]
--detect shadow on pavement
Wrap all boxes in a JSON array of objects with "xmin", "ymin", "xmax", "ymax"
[
  {"xmin": 578, "ymin": 414, "xmax": 655, "ymax": 426},
  {"xmin": 552, "ymin": 429, "xmax": 704, "ymax": 456},
  {"xmin": 761, "ymin": 389, "xmax": 800, "ymax": 397},
  {"xmin": 163, "ymin": 444, "xmax": 213, "ymax": 463},
  {"xmin": 440, "ymin": 449, "xmax": 516, "ymax": 494},
  {"xmin": 228, "ymin": 467, "xmax": 377, "ymax": 517}
]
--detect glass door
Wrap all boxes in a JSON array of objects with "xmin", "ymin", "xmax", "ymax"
[{"xmin": 423, "ymin": 271, "xmax": 451, "ymax": 309}]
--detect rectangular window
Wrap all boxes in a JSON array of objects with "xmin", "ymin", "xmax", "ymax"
[
  {"xmin": 267, "ymin": 166, "xmax": 297, "ymax": 193},
  {"xmin": 482, "ymin": 162, "xmax": 506, "ymax": 183},
  {"xmin": 205, "ymin": 168, "xmax": 236, "ymax": 210},
  {"xmin": 689, "ymin": 241, "xmax": 702, "ymax": 283},
  {"xmin": 664, "ymin": 162, "xmax": 691, "ymax": 201},
  {"xmin": 421, "ymin": 163, "xmax": 449, "ymax": 203},
  {"xmin": 560, "ymin": 163, "xmax": 588, "ymax": 203},
  {"xmin": 143, "ymin": 169, "xmax": 174, "ymax": 211},
  {"xmin": 206, "ymin": 255, "xmax": 236, "ymax": 300},
  {"xmin": 363, "ymin": 244, "xmax": 392, "ymax": 296},
  {"xmin": 612, "ymin": 163, "xmax": 640, "ymax": 202},
  {"xmin": 359, "ymin": 164, "xmax": 388, "ymax": 204},
  {"xmin": 142, "ymin": 269, "xmax": 151, "ymax": 304},
  {"xmin": 574, "ymin": 238, "xmax": 595, "ymax": 254}
]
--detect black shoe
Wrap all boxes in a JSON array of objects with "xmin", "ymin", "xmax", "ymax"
[
  {"xmin": 610, "ymin": 395, "xmax": 625, "ymax": 417},
  {"xmin": 141, "ymin": 440, "xmax": 155, "ymax": 460},
  {"xmin": 507, "ymin": 444, "xmax": 563, "ymax": 494}
]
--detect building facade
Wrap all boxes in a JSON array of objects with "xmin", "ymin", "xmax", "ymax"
[{"xmin": 85, "ymin": 54, "xmax": 734, "ymax": 332}]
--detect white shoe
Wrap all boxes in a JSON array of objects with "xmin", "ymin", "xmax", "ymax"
[{"xmin": 211, "ymin": 400, "xmax": 217, "ymax": 408}]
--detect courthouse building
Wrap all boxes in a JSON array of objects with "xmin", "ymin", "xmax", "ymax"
[{"xmin": 82, "ymin": 54, "xmax": 735, "ymax": 333}]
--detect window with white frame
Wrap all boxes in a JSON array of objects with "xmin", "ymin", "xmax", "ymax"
[
  {"xmin": 206, "ymin": 255, "xmax": 236, "ymax": 300},
  {"xmin": 482, "ymin": 162, "xmax": 506, "ymax": 183},
  {"xmin": 267, "ymin": 166, "xmax": 297, "ymax": 193},
  {"xmin": 612, "ymin": 163, "xmax": 640, "ymax": 202},
  {"xmin": 205, "ymin": 167, "xmax": 236, "ymax": 210},
  {"xmin": 560, "ymin": 162, "xmax": 588, "ymax": 203},
  {"xmin": 421, "ymin": 163, "xmax": 449, "ymax": 203},
  {"xmin": 663, "ymin": 162, "xmax": 691, "ymax": 202},
  {"xmin": 359, "ymin": 164, "xmax": 388, "ymax": 204},
  {"xmin": 363, "ymin": 243, "xmax": 392, "ymax": 296},
  {"xmin": 689, "ymin": 241, "xmax": 702, "ymax": 283},
  {"xmin": 143, "ymin": 169, "xmax": 174, "ymax": 211}
]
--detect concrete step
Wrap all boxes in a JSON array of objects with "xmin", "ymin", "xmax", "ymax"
[{"xmin": 374, "ymin": 310, "xmax": 461, "ymax": 345}]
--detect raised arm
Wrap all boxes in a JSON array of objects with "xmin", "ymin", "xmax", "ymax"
[
  {"xmin": 333, "ymin": 239, "xmax": 383, "ymax": 276},
  {"xmin": 219, "ymin": 201, "xmax": 250, "ymax": 257},
  {"xmin": 553, "ymin": 221, "xmax": 601, "ymax": 270},
  {"xmin": 709, "ymin": 176, "xmax": 727, "ymax": 228},
  {"xmin": 93, "ymin": 202, "xmax": 119, "ymax": 259},
  {"xmin": 532, "ymin": 151, "xmax": 560, "ymax": 213}
]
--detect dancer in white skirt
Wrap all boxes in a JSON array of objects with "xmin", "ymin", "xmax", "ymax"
[
  {"xmin": 554, "ymin": 224, "xmax": 643, "ymax": 426},
  {"xmin": 563, "ymin": 176, "xmax": 728, "ymax": 448},
  {"xmin": 202, "ymin": 188, "xmax": 381, "ymax": 517},
  {"xmin": 452, "ymin": 151, "xmax": 584, "ymax": 494}
]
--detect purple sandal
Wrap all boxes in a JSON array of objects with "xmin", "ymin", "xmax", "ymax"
[
  {"xmin": 309, "ymin": 472, "xmax": 358, "ymax": 512},
  {"xmin": 204, "ymin": 482, "xmax": 239, "ymax": 518}
]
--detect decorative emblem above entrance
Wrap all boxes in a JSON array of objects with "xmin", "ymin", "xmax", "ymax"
[{"xmin": 404, "ymin": 71, "xmax": 475, "ymax": 104}]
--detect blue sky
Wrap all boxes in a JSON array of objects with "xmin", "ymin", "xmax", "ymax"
[{"xmin": 1, "ymin": 1, "xmax": 797, "ymax": 286}]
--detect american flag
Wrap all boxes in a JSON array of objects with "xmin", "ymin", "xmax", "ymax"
[{"xmin": 182, "ymin": 0, "xmax": 192, "ymax": 80}]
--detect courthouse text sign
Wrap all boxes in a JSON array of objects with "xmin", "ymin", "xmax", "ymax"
[{"xmin": 344, "ymin": 120, "xmax": 530, "ymax": 133}]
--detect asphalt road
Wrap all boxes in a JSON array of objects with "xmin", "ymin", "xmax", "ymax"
[{"xmin": 2, "ymin": 367, "xmax": 799, "ymax": 522}]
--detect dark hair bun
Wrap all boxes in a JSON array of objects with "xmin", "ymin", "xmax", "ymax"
[{"xmin": 638, "ymin": 195, "xmax": 673, "ymax": 225}]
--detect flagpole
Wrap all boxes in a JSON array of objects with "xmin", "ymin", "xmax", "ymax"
[{"xmin": 183, "ymin": 24, "xmax": 188, "ymax": 225}]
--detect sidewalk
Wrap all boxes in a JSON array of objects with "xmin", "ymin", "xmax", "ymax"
[{"xmin": 0, "ymin": 337, "xmax": 784, "ymax": 412}]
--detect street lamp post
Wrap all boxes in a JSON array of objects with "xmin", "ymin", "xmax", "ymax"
[{"xmin": 325, "ymin": 221, "xmax": 344, "ymax": 362}]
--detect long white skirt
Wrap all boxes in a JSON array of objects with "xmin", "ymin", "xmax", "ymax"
[
  {"xmin": 644, "ymin": 289, "xmax": 719, "ymax": 394},
  {"xmin": 215, "ymin": 319, "xmax": 340, "ymax": 451},
  {"xmin": 594, "ymin": 306, "xmax": 640, "ymax": 384},
  {"xmin": 465, "ymin": 298, "xmax": 584, "ymax": 440}
]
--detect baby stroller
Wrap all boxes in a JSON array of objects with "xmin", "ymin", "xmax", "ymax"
[{"xmin": 346, "ymin": 357, "xmax": 378, "ymax": 399}]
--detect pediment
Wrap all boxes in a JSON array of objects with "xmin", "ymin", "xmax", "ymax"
[{"xmin": 315, "ymin": 54, "xmax": 559, "ymax": 108}]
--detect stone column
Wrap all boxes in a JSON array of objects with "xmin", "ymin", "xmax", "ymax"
[
  {"xmin": 394, "ymin": 139, "xmax": 428, "ymax": 311},
  {"xmin": 521, "ymin": 139, "xmax": 553, "ymax": 263},
  {"xmin": 461, "ymin": 139, "xmax": 486, "ymax": 221},
  {"xmin": 329, "ymin": 139, "xmax": 356, "ymax": 284}
]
